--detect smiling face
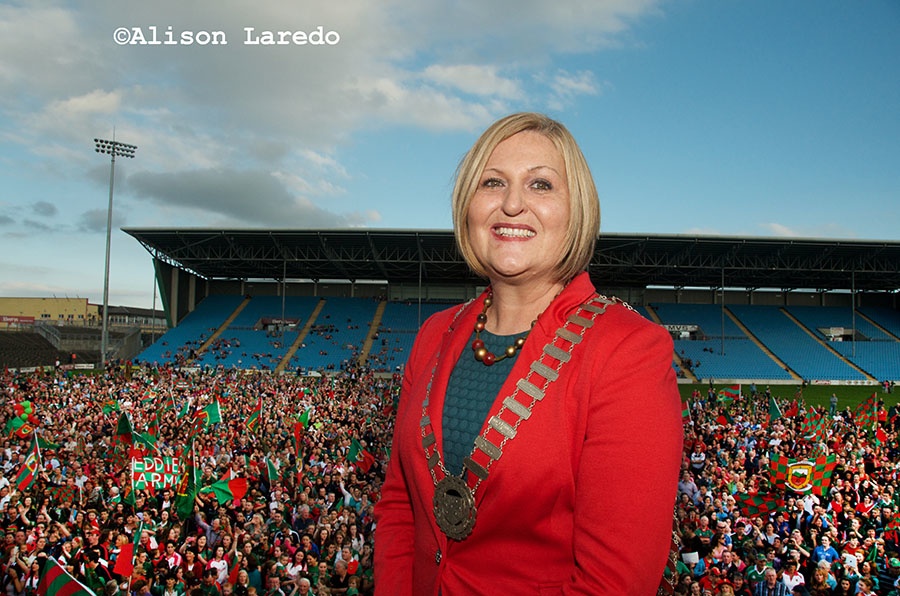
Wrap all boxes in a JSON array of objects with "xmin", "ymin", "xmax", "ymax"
[{"xmin": 466, "ymin": 130, "xmax": 570, "ymax": 288}]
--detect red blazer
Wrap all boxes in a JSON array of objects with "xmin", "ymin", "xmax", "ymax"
[{"xmin": 374, "ymin": 273, "xmax": 683, "ymax": 595}]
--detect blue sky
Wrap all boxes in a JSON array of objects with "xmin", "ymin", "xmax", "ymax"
[{"xmin": 0, "ymin": 0, "xmax": 898, "ymax": 308}]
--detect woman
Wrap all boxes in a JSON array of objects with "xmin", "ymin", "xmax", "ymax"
[{"xmin": 374, "ymin": 113, "xmax": 682, "ymax": 593}]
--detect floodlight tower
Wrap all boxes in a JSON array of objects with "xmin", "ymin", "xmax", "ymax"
[{"xmin": 94, "ymin": 135, "xmax": 137, "ymax": 367}]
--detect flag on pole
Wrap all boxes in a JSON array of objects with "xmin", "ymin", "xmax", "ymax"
[
  {"xmin": 174, "ymin": 444, "xmax": 200, "ymax": 520},
  {"xmin": 15, "ymin": 435, "xmax": 41, "ymax": 492},
  {"xmin": 681, "ymin": 398, "xmax": 692, "ymax": 425},
  {"xmin": 854, "ymin": 393, "xmax": 878, "ymax": 434},
  {"xmin": 266, "ymin": 457, "xmax": 280, "ymax": 485},
  {"xmin": 298, "ymin": 407, "xmax": 312, "ymax": 429},
  {"xmin": 37, "ymin": 556, "xmax": 97, "ymax": 595},
  {"xmin": 768, "ymin": 396, "xmax": 783, "ymax": 423},
  {"xmin": 195, "ymin": 400, "xmax": 222, "ymax": 427},
  {"xmin": 348, "ymin": 439, "xmax": 376, "ymax": 473},
  {"xmin": 291, "ymin": 421, "xmax": 304, "ymax": 458},
  {"xmin": 113, "ymin": 412, "xmax": 134, "ymax": 446},
  {"xmin": 246, "ymin": 396, "xmax": 262, "ymax": 433}
]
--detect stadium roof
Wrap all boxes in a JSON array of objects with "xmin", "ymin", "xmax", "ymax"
[{"xmin": 124, "ymin": 228, "xmax": 900, "ymax": 292}]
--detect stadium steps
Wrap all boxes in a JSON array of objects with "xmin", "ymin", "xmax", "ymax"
[
  {"xmin": 358, "ymin": 300, "xmax": 387, "ymax": 366},
  {"xmin": 643, "ymin": 304, "xmax": 697, "ymax": 381},
  {"xmin": 858, "ymin": 310, "xmax": 900, "ymax": 341},
  {"xmin": 779, "ymin": 307, "xmax": 876, "ymax": 382},
  {"xmin": 276, "ymin": 298, "xmax": 326, "ymax": 373},
  {"xmin": 725, "ymin": 307, "xmax": 802, "ymax": 381},
  {"xmin": 188, "ymin": 296, "xmax": 251, "ymax": 364}
]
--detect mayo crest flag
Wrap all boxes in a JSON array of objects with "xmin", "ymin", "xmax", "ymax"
[
  {"xmin": 769, "ymin": 452, "xmax": 837, "ymax": 496},
  {"xmin": 37, "ymin": 557, "xmax": 96, "ymax": 595}
]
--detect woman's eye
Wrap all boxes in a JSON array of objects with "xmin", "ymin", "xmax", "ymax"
[
  {"xmin": 481, "ymin": 177, "xmax": 504, "ymax": 188},
  {"xmin": 531, "ymin": 179, "xmax": 552, "ymax": 191}
]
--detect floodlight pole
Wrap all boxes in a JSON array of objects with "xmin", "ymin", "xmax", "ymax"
[{"xmin": 94, "ymin": 134, "xmax": 137, "ymax": 368}]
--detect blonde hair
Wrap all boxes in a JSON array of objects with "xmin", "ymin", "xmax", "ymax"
[{"xmin": 451, "ymin": 112, "xmax": 600, "ymax": 282}]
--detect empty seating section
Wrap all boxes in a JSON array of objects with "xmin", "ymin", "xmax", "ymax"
[
  {"xmin": 652, "ymin": 303, "xmax": 743, "ymax": 339},
  {"xmin": 0, "ymin": 332, "xmax": 74, "ymax": 369},
  {"xmin": 786, "ymin": 306, "xmax": 890, "ymax": 342},
  {"xmin": 728, "ymin": 305, "xmax": 865, "ymax": 381},
  {"xmin": 371, "ymin": 301, "xmax": 460, "ymax": 370},
  {"xmin": 861, "ymin": 307, "xmax": 900, "ymax": 338},
  {"xmin": 288, "ymin": 298, "xmax": 378, "ymax": 371},
  {"xmin": 652, "ymin": 303, "xmax": 791, "ymax": 380},
  {"xmin": 132, "ymin": 294, "xmax": 899, "ymax": 379},
  {"xmin": 786, "ymin": 305, "xmax": 900, "ymax": 380}
]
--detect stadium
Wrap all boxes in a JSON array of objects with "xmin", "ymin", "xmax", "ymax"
[
  {"xmin": 121, "ymin": 228, "xmax": 900, "ymax": 386},
  {"xmin": 3, "ymin": 228, "xmax": 900, "ymax": 595}
]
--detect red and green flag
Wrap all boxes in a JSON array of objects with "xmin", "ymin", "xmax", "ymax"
[
  {"xmin": 113, "ymin": 412, "xmax": 134, "ymax": 446},
  {"xmin": 101, "ymin": 399, "xmax": 120, "ymax": 415},
  {"xmin": 875, "ymin": 426, "xmax": 888, "ymax": 447},
  {"xmin": 291, "ymin": 421, "xmax": 304, "ymax": 458},
  {"xmin": 199, "ymin": 477, "xmax": 248, "ymax": 505},
  {"xmin": 195, "ymin": 400, "xmax": 222, "ymax": 427},
  {"xmin": 769, "ymin": 452, "xmax": 837, "ymax": 496},
  {"xmin": 717, "ymin": 385, "xmax": 740, "ymax": 405},
  {"xmin": 15, "ymin": 436, "xmax": 41, "ymax": 492},
  {"xmin": 348, "ymin": 438, "xmax": 376, "ymax": 473},
  {"xmin": 733, "ymin": 492, "xmax": 784, "ymax": 518},
  {"xmin": 147, "ymin": 411, "xmax": 161, "ymax": 439},
  {"xmin": 681, "ymin": 398, "xmax": 691, "ymax": 425},
  {"xmin": 174, "ymin": 443, "xmax": 201, "ymax": 520},
  {"xmin": 298, "ymin": 407, "xmax": 312, "ymax": 429},
  {"xmin": 37, "ymin": 557, "xmax": 96, "ymax": 595},
  {"xmin": 854, "ymin": 393, "xmax": 878, "ymax": 433},
  {"xmin": 246, "ymin": 396, "xmax": 262, "ymax": 433},
  {"xmin": 800, "ymin": 408, "xmax": 829, "ymax": 443}
]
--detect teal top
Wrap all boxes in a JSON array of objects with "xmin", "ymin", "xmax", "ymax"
[{"xmin": 442, "ymin": 329, "xmax": 526, "ymax": 475}]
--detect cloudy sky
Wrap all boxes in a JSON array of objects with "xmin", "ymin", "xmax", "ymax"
[{"xmin": 1, "ymin": 0, "xmax": 898, "ymax": 308}]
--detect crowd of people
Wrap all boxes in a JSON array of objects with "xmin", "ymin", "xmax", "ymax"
[
  {"xmin": 2, "ymin": 357, "xmax": 899, "ymax": 595},
  {"xmin": 673, "ymin": 385, "xmax": 900, "ymax": 596},
  {"xmin": 0, "ymin": 362, "xmax": 396, "ymax": 595}
]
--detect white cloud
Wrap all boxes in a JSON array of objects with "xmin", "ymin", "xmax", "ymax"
[
  {"xmin": 0, "ymin": 0, "xmax": 663, "ymax": 235},
  {"xmin": 761, "ymin": 222, "xmax": 799, "ymax": 237},
  {"xmin": 423, "ymin": 65, "xmax": 522, "ymax": 99}
]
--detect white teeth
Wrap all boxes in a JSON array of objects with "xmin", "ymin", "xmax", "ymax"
[{"xmin": 495, "ymin": 227, "xmax": 535, "ymax": 238}]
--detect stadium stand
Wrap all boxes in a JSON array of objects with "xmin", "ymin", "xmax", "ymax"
[
  {"xmin": 287, "ymin": 297, "xmax": 379, "ymax": 372},
  {"xmin": 649, "ymin": 303, "xmax": 793, "ymax": 381},
  {"xmin": 370, "ymin": 300, "xmax": 461, "ymax": 370},
  {"xmin": 136, "ymin": 294, "xmax": 245, "ymax": 365},
  {"xmin": 727, "ymin": 304, "xmax": 867, "ymax": 381},
  {"xmin": 0, "ymin": 332, "xmax": 77, "ymax": 369}
]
